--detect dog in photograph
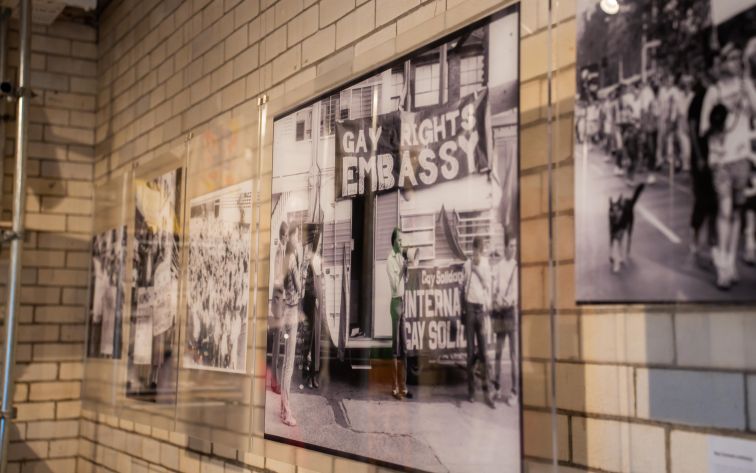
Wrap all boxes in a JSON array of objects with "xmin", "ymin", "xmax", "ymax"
[{"xmin": 609, "ymin": 184, "xmax": 645, "ymax": 273}]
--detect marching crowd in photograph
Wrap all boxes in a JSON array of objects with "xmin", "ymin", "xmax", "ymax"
[
  {"xmin": 579, "ymin": 28, "xmax": 756, "ymax": 290},
  {"xmin": 185, "ymin": 203, "xmax": 250, "ymax": 373}
]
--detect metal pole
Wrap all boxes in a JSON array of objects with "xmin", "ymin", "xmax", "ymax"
[
  {"xmin": 0, "ymin": 0, "xmax": 32, "ymax": 471},
  {"xmin": 0, "ymin": 8, "xmax": 11, "ymax": 214}
]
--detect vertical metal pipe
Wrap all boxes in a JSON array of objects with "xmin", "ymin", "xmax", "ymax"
[
  {"xmin": 0, "ymin": 0, "xmax": 32, "ymax": 471},
  {"xmin": 0, "ymin": 9, "xmax": 10, "ymax": 215},
  {"xmin": 545, "ymin": 0, "xmax": 559, "ymax": 470}
]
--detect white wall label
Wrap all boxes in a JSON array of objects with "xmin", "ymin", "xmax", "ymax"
[{"xmin": 710, "ymin": 435, "xmax": 756, "ymax": 473}]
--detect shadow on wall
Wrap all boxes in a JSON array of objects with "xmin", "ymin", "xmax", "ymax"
[{"xmin": 0, "ymin": 228, "xmax": 88, "ymax": 473}]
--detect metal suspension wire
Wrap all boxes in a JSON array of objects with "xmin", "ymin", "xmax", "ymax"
[{"xmin": 0, "ymin": 0, "xmax": 32, "ymax": 471}]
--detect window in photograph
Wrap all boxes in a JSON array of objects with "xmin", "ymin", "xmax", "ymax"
[
  {"xmin": 414, "ymin": 62, "xmax": 440, "ymax": 107},
  {"xmin": 349, "ymin": 86, "xmax": 379, "ymax": 119},
  {"xmin": 460, "ymin": 55, "xmax": 485, "ymax": 97},
  {"xmin": 320, "ymin": 94, "xmax": 339, "ymax": 136},
  {"xmin": 390, "ymin": 69, "xmax": 405, "ymax": 110},
  {"xmin": 457, "ymin": 209, "xmax": 492, "ymax": 256},
  {"xmin": 295, "ymin": 109, "xmax": 312, "ymax": 141},
  {"xmin": 401, "ymin": 212, "xmax": 436, "ymax": 261}
]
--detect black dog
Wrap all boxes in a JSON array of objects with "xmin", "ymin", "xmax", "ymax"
[{"xmin": 609, "ymin": 183, "xmax": 645, "ymax": 273}]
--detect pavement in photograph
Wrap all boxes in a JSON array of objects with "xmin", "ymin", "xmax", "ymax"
[
  {"xmin": 575, "ymin": 142, "xmax": 756, "ymax": 302},
  {"xmin": 265, "ymin": 361, "xmax": 520, "ymax": 473}
]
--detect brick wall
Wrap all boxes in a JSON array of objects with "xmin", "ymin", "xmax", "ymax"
[
  {"xmin": 0, "ymin": 0, "xmax": 747, "ymax": 472},
  {"xmin": 0, "ymin": 17, "xmax": 96, "ymax": 473}
]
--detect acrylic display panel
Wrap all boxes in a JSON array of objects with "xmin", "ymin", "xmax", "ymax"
[
  {"xmin": 114, "ymin": 147, "xmax": 187, "ymax": 431},
  {"xmin": 174, "ymin": 115, "xmax": 259, "ymax": 449},
  {"xmin": 263, "ymin": 5, "xmax": 522, "ymax": 473},
  {"xmin": 82, "ymin": 171, "xmax": 131, "ymax": 411},
  {"xmin": 126, "ymin": 165, "xmax": 183, "ymax": 402},
  {"xmin": 573, "ymin": 0, "xmax": 756, "ymax": 303}
]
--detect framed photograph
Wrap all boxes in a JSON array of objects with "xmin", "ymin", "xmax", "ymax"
[
  {"xmin": 574, "ymin": 0, "xmax": 756, "ymax": 303},
  {"xmin": 126, "ymin": 167, "xmax": 183, "ymax": 402},
  {"xmin": 86, "ymin": 226, "xmax": 127, "ymax": 359},
  {"xmin": 183, "ymin": 180, "xmax": 253, "ymax": 374},
  {"xmin": 264, "ymin": 5, "xmax": 521, "ymax": 473}
]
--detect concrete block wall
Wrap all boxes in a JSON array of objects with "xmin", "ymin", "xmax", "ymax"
[
  {"xmin": 0, "ymin": 18, "xmax": 96, "ymax": 473},
  {"xmin": 0, "ymin": 0, "xmax": 751, "ymax": 472}
]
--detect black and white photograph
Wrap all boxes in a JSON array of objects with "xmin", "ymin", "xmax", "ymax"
[
  {"xmin": 183, "ymin": 180, "xmax": 252, "ymax": 374},
  {"xmin": 126, "ymin": 168, "xmax": 182, "ymax": 402},
  {"xmin": 86, "ymin": 226, "xmax": 126, "ymax": 359},
  {"xmin": 265, "ymin": 6, "xmax": 521, "ymax": 473},
  {"xmin": 575, "ymin": 0, "xmax": 756, "ymax": 303}
]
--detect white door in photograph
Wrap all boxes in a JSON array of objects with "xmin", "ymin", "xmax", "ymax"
[{"xmin": 373, "ymin": 191, "xmax": 397, "ymax": 338}]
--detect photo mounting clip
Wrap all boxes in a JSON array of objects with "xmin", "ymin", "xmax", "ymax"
[
  {"xmin": 2, "ymin": 229, "xmax": 23, "ymax": 244},
  {"xmin": 0, "ymin": 82, "xmax": 36, "ymax": 101}
]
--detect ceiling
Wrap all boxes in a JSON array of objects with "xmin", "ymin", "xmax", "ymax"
[{"xmin": 1, "ymin": 0, "xmax": 97, "ymax": 25}]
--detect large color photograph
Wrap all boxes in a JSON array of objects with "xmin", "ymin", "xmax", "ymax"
[
  {"xmin": 265, "ymin": 7, "xmax": 521, "ymax": 473},
  {"xmin": 86, "ymin": 226, "xmax": 126, "ymax": 359},
  {"xmin": 575, "ymin": 0, "xmax": 756, "ymax": 303},
  {"xmin": 126, "ymin": 168, "xmax": 182, "ymax": 401},
  {"xmin": 183, "ymin": 180, "xmax": 252, "ymax": 374}
]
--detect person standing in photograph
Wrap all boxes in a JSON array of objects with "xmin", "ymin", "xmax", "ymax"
[
  {"xmin": 605, "ymin": 90, "xmax": 623, "ymax": 175},
  {"xmin": 742, "ymin": 37, "xmax": 756, "ymax": 266},
  {"xmin": 618, "ymin": 84, "xmax": 641, "ymax": 183},
  {"xmin": 700, "ymin": 43, "xmax": 753, "ymax": 289},
  {"xmin": 269, "ymin": 221, "xmax": 289, "ymax": 394},
  {"xmin": 491, "ymin": 235, "xmax": 518, "ymax": 406},
  {"xmin": 387, "ymin": 227, "xmax": 412, "ymax": 400},
  {"xmin": 280, "ymin": 224, "xmax": 302, "ymax": 426},
  {"xmin": 657, "ymin": 72, "xmax": 678, "ymax": 171},
  {"xmin": 640, "ymin": 77, "xmax": 659, "ymax": 184},
  {"xmin": 688, "ymin": 71, "xmax": 718, "ymax": 257},
  {"xmin": 675, "ymin": 75, "xmax": 695, "ymax": 173},
  {"xmin": 302, "ymin": 231, "xmax": 323, "ymax": 389},
  {"xmin": 464, "ymin": 236, "xmax": 495, "ymax": 409}
]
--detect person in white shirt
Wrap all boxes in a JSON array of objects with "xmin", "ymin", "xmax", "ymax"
[
  {"xmin": 386, "ymin": 228, "xmax": 412, "ymax": 400},
  {"xmin": 675, "ymin": 75, "xmax": 695, "ymax": 172},
  {"xmin": 699, "ymin": 43, "xmax": 754, "ymax": 288},
  {"xmin": 491, "ymin": 236, "xmax": 518, "ymax": 406},
  {"xmin": 657, "ymin": 72, "xmax": 677, "ymax": 171},
  {"xmin": 618, "ymin": 84, "xmax": 641, "ymax": 182},
  {"xmin": 463, "ymin": 236, "xmax": 495, "ymax": 409},
  {"xmin": 640, "ymin": 77, "xmax": 659, "ymax": 184}
]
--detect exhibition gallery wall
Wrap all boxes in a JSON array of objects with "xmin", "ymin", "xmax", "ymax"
[{"xmin": 11, "ymin": 0, "xmax": 753, "ymax": 472}]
